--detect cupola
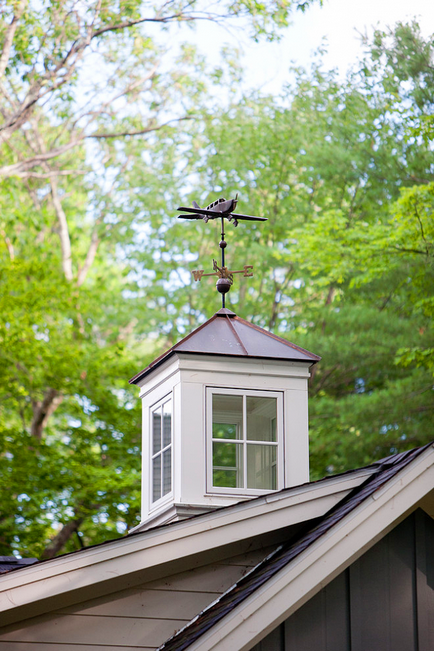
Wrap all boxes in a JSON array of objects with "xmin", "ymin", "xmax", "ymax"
[
  {"xmin": 129, "ymin": 308, "xmax": 320, "ymax": 531},
  {"xmin": 129, "ymin": 194, "xmax": 320, "ymax": 531}
]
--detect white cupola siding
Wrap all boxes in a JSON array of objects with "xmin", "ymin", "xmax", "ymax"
[{"xmin": 129, "ymin": 308, "xmax": 320, "ymax": 531}]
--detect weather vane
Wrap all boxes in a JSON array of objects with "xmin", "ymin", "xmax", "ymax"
[{"xmin": 177, "ymin": 194, "xmax": 267, "ymax": 309}]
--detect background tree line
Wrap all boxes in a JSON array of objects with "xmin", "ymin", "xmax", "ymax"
[{"xmin": 0, "ymin": 0, "xmax": 432, "ymax": 558}]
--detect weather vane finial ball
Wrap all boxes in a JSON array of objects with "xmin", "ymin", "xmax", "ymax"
[
  {"xmin": 216, "ymin": 277, "xmax": 232, "ymax": 295},
  {"xmin": 177, "ymin": 194, "xmax": 267, "ymax": 309}
]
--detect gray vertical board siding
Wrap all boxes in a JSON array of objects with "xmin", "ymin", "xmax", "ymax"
[
  {"xmin": 249, "ymin": 510, "xmax": 434, "ymax": 651},
  {"xmin": 388, "ymin": 512, "xmax": 418, "ymax": 651},
  {"xmin": 250, "ymin": 624, "xmax": 284, "ymax": 651},
  {"xmin": 324, "ymin": 571, "xmax": 351, "ymax": 650},
  {"xmin": 415, "ymin": 509, "xmax": 434, "ymax": 650},
  {"xmin": 350, "ymin": 514, "xmax": 417, "ymax": 651},
  {"xmin": 284, "ymin": 573, "xmax": 349, "ymax": 651},
  {"xmin": 284, "ymin": 585, "xmax": 327, "ymax": 651},
  {"xmin": 349, "ymin": 536, "xmax": 390, "ymax": 651}
]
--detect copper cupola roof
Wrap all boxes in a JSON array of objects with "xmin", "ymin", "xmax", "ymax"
[{"xmin": 129, "ymin": 309, "xmax": 320, "ymax": 385}]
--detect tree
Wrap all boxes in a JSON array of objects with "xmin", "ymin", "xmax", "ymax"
[
  {"xmin": 0, "ymin": 0, "xmax": 320, "ymax": 557},
  {"xmin": 130, "ymin": 21, "xmax": 434, "ymax": 478}
]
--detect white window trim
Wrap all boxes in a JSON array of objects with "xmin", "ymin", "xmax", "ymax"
[
  {"xmin": 206, "ymin": 387, "xmax": 284, "ymax": 496},
  {"xmin": 149, "ymin": 394, "xmax": 173, "ymax": 511}
]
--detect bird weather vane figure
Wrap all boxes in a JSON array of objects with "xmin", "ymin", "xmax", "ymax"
[{"xmin": 177, "ymin": 194, "xmax": 267, "ymax": 309}]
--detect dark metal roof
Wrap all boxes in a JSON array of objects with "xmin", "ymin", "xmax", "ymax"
[
  {"xmin": 157, "ymin": 443, "xmax": 432, "ymax": 651},
  {"xmin": 130, "ymin": 309, "xmax": 320, "ymax": 384}
]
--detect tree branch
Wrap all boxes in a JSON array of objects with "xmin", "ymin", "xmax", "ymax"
[
  {"xmin": 0, "ymin": 0, "xmax": 27, "ymax": 79},
  {"xmin": 90, "ymin": 11, "xmax": 196, "ymax": 40},
  {"xmin": 49, "ymin": 172, "xmax": 74, "ymax": 281},
  {"xmin": 77, "ymin": 229, "xmax": 100, "ymax": 287},
  {"xmin": 0, "ymin": 113, "xmax": 192, "ymax": 177},
  {"xmin": 391, "ymin": 246, "xmax": 431, "ymax": 255},
  {"xmin": 31, "ymin": 388, "xmax": 63, "ymax": 439},
  {"xmin": 12, "ymin": 169, "xmax": 87, "ymax": 179},
  {"xmin": 40, "ymin": 516, "xmax": 84, "ymax": 559},
  {"xmin": 0, "ymin": 140, "xmax": 82, "ymax": 177},
  {"xmin": 88, "ymin": 115, "xmax": 193, "ymax": 139},
  {"xmin": 0, "ymin": 1, "xmax": 100, "ymax": 145},
  {"xmin": 0, "ymin": 228, "xmax": 14, "ymax": 260}
]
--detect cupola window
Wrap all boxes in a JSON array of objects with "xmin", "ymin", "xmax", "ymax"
[
  {"xmin": 207, "ymin": 388, "xmax": 283, "ymax": 494},
  {"xmin": 151, "ymin": 396, "xmax": 172, "ymax": 504}
]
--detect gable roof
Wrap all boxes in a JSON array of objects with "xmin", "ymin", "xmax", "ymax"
[
  {"xmin": 130, "ymin": 308, "xmax": 320, "ymax": 384},
  {"xmin": 0, "ymin": 458, "xmax": 384, "ymax": 626},
  {"xmin": 1, "ymin": 443, "xmax": 433, "ymax": 640},
  {"xmin": 158, "ymin": 443, "xmax": 434, "ymax": 650}
]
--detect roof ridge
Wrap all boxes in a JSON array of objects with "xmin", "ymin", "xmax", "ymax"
[{"xmin": 226, "ymin": 316, "xmax": 248, "ymax": 355}]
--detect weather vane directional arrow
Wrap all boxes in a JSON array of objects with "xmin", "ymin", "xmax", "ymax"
[{"xmin": 177, "ymin": 194, "xmax": 267, "ymax": 309}]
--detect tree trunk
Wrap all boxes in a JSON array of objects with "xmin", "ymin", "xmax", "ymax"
[
  {"xmin": 40, "ymin": 517, "xmax": 84, "ymax": 560},
  {"xmin": 31, "ymin": 388, "xmax": 63, "ymax": 439}
]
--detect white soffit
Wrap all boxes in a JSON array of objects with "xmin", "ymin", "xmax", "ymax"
[{"xmin": 0, "ymin": 468, "xmax": 373, "ymax": 619}]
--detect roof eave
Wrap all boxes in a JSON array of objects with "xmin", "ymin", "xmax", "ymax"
[
  {"xmin": 129, "ymin": 349, "xmax": 319, "ymax": 385},
  {"xmin": 0, "ymin": 466, "xmax": 377, "ymax": 626}
]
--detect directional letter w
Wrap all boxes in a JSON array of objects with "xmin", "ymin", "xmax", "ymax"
[{"xmin": 192, "ymin": 270, "xmax": 204, "ymax": 281}]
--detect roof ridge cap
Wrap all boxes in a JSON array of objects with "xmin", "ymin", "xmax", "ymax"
[
  {"xmin": 215, "ymin": 308, "xmax": 236, "ymax": 317},
  {"xmin": 226, "ymin": 317, "xmax": 248, "ymax": 355}
]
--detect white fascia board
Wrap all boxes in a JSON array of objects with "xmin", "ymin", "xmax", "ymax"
[
  {"xmin": 0, "ymin": 468, "xmax": 373, "ymax": 619},
  {"xmin": 186, "ymin": 445, "xmax": 434, "ymax": 651},
  {"xmin": 137, "ymin": 354, "xmax": 311, "ymax": 397},
  {"xmin": 138, "ymin": 357, "xmax": 180, "ymax": 399},
  {"xmin": 177, "ymin": 354, "xmax": 311, "ymax": 380}
]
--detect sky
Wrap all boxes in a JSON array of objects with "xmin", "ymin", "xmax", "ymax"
[{"xmin": 190, "ymin": 0, "xmax": 434, "ymax": 94}]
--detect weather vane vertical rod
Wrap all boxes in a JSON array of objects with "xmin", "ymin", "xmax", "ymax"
[{"xmin": 220, "ymin": 216, "xmax": 226, "ymax": 309}]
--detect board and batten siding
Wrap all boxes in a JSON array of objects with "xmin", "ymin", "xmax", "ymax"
[
  {"xmin": 252, "ymin": 509, "xmax": 434, "ymax": 651},
  {"xmin": 0, "ymin": 547, "xmax": 271, "ymax": 650}
]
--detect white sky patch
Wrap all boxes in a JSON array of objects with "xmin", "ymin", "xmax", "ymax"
[{"xmin": 172, "ymin": 0, "xmax": 434, "ymax": 95}]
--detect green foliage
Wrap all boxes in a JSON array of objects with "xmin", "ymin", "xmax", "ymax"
[
  {"xmin": 131, "ymin": 22, "xmax": 434, "ymax": 480},
  {"xmin": 0, "ymin": 12, "xmax": 433, "ymax": 558},
  {"xmin": 0, "ymin": 0, "xmax": 318, "ymax": 559}
]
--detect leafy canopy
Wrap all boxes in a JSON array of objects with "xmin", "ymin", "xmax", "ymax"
[{"xmin": 0, "ymin": 14, "xmax": 433, "ymax": 557}]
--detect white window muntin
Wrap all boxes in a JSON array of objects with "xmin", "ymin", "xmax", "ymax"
[
  {"xmin": 206, "ymin": 387, "xmax": 284, "ymax": 496},
  {"xmin": 150, "ymin": 394, "xmax": 173, "ymax": 509}
]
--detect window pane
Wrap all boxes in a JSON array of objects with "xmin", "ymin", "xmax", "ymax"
[
  {"xmin": 213, "ymin": 423, "xmax": 238, "ymax": 439},
  {"xmin": 163, "ymin": 400, "xmax": 172, "ymax": 448},
  {"xmin": 152, "ymin": 455, "xmax": 161, "ymax": 502},
  {"xmin": 213, "ymin": 469, "xmax": 237, "ymax": 488},
  {"xmin": 247, "ymin": 444, "xmax": 277, "ymax": 490},
  {"xmin": 213, "ymin": 441, "xmax": 243, "ymax": 488},
  {"xmin": 246, "ymin": 396, "xmax": 277, "ymax": 442},
  {"xmin": 152, "ymin": 408, "xmax": 162, "ymax": 454},
  {"xmin": 163, "ymin": 448, "xmax": 171, "ymax": 496},
  {"xmin": 212, "ymin": 394, "xmax": 242, "ymax": 439}
]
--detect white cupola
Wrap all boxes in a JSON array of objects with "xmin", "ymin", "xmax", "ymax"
[{"xmin": 129, "ymin": 307, "xmax": 320, "ymax": 531}]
